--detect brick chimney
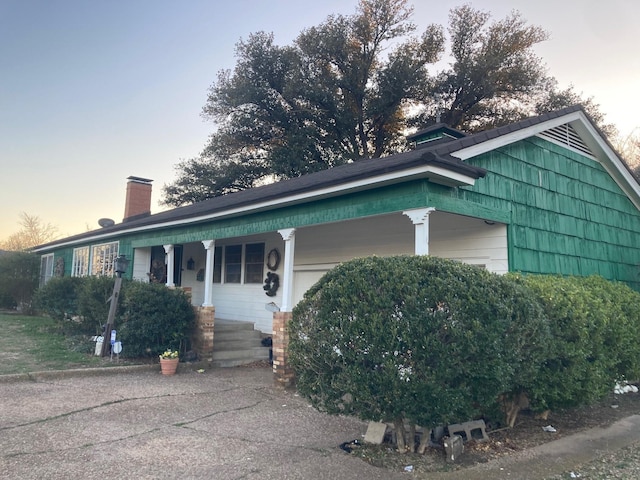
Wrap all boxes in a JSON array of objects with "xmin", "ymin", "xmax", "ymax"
[{"xmin": 123, "ymin": 176, "xmax": 153, "ymax": 222}]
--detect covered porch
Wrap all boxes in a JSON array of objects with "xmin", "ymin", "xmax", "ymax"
[{"xmin": 128, "ymin": 208, "xmax": 508, "ymax": 383}]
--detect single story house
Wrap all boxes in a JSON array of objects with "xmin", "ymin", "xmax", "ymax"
[{"xmin": 33, "ymin": 105, "xmax": 640, "ymax": 384}]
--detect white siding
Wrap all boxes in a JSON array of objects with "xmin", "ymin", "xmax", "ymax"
[
  {"xmin": 132, "ymin": 247, "xmax": 151, "ymax": 282},
  {"xmin": 294, "ymin": 213, "xmax": 414, "ymax": 265},
  {"xmin": 179, "ymin": 243, "xmax": 207, "ymax": 305},
  {"xmin": 211, "ymin": 233, "xmax": 283, "ymax": 333},
  {"xmin": 291, "ymin": 213, "xmax": 414, "ymax": 305},
  {"xmin": 290, "ymin": 212, "xmax": 508, "ymax": 306},
  {"xmin": 430, "ymin": 215, "xmax": 509, "ymax": 274},
  {"xmin": 212, "ymin": 283, "xmax": 277, "ymax": 333}
]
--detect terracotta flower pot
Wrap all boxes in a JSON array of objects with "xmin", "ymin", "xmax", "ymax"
[{"xmin": 160, "ymin": 357, "xmax": 179, "ymax": 375}]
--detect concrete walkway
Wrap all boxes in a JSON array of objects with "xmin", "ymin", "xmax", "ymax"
[
  {"xmin": 430, "ymin": 415, "xmax": 640, "ymax": 480},
  {"xmin": 1, "ymin": 365, "xmax": 639, "ymax": 479}
]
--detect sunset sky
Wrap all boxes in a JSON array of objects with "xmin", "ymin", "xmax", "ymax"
[{"xmin": 1, "ymin": 0, "xmax": 638, "ymax": 241}]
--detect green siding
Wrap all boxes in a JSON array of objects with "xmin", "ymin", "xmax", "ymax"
[
  {"xmin": 123, "ymin": 180, "xmax": 509, "ymax": 248},
  {"xmin": 462, "ymin": 136, "xmax": 640, "ymax": 290}
]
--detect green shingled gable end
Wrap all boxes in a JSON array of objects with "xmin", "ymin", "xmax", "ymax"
[{"xmin": 461, "ymin": 136, "xmax": 640, "ymax": 290}]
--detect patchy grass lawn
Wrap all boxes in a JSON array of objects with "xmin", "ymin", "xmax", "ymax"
[{"xmin": 0, "ymin": 312, "xmax": 141, "ymax": 374}]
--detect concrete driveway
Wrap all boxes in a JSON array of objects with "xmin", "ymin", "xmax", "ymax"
[
  {"xmin": 4, "ymin": 365, "xmax": 640, "ymax": 479},
  {"xmin": 0, "ymin": 365, "xmax": 406, "ymax": 480}
]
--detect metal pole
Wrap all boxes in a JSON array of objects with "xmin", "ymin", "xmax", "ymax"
[{"xmin": 101, "ymin": 276, "xmax": 123, "ymax": 357}]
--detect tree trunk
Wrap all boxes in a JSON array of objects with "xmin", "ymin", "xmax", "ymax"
[
  {"xmin": 417, "ymin": 429, "xmax": 431, "ymax": 454},
  {"xmin": 501, "ymin": 391, "xmax": 530, "ymax": 428},
  {"xmin": 393, "ymin": 419, "xmax": 407, "ymax": 453},
  {"xmin": 407, "ymin": 423, "xmax": 416, "ymax": 453}
]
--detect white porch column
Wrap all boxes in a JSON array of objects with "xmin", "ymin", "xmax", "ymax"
[
  {"xmin": 278, "ymin": 228, "xmax": 296, "ymax": 312},
  {"xmin": 201, "ymin": 240, "xmax": 215, "ymax": 307},
  {"xmin": 163, "ymin": 244, "xmax": 175, "ymax": 287},
  {"xmin": 403, "ymin": 208, "xmax": 436, "ymax": 255}
]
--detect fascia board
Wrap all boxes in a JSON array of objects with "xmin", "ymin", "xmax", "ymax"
[
  {"xmin": 423, "ymin": 165, "xmax": 480, "ymax": 186},
  {"xmin": 32, "ymin": 232, "xmax": 125, "ymax": 252},
  {"xmin": 453, "ymin": 111, "xmax": 584, "ymax": 160}
]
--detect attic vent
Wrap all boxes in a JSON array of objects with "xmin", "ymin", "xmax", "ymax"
[{"xmin": 538, "ymin": 123, "xmax": 594, "ymax": 157}]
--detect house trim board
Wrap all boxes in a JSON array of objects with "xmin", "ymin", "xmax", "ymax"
[{"xmin": 125, "ymin": 182, "xmax": 511, "ymax": 248}]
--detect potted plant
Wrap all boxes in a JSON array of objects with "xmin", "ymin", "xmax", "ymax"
[{"xmin": 159, "ymin": 349, "xmax": 179, "ymax": 375}]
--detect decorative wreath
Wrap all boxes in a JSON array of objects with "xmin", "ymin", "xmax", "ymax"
[
  {"xmin": 266, "ymin": 248, "xmax": 281, "ymax": 271},
  {"xmin": 263, "ymin": 272, "xmax": 280, "ymax": 297}
]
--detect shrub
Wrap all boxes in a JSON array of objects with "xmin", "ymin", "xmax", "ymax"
[
  {"xmin": 33, "ymin": 276, "xmax": 84, "ymax": 321},
  {"xmin": 516, "ymin": 274, "xmax": 640, "ymax": 413},
  {"xmin": 36, "ymin": 277, "xmax": 196, "ymax": 358},
  {"xmin": 34, "ymin": 276, "xmax": 109, "ymax": 335},
  {"xmin": 579, "ymin": 276, "xmax": 640, "ymax": 382},
  {"xmin": 117, "ymin": 281, "xmax": 195, "ymax": 358},
  {"xmin": 0, "ymin": 289, "xmax": 13, "ymax": 310},
  {"xmin": 0, "ymin": 252, "xmax": 40, "ymax": 312},
  {"xmin": 289, "ymin": 256, "xmax": 549, "ymax": 451},
  {"xmin": 77, "ymin": 276, "xmax": 120, "ymax": 335}
]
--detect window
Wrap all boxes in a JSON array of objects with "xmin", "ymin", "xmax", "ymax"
[
  {"xmin": 213, "ymin": 246, "xmax": 222, "ymax": 283},
  {"xmin": 244, "ymin": 243, "xmax": 265, "ymax": 283},
  {"xmin": 71, "ymin": 247, "xmax": 90, "ymax": 277},
  {"xmin": 39, "ymin": 254, "xmax": 54, "ymax": 287},
  {"xmin": 91, "ymin": 242, "xmax": 119, "ymax": 276},
  {"xmin": 217, "ymin": 243, "xmax": 266, "ymax": 284},
  {"xmin": 224, "ymin": 245, "xmax": 242, "ymax": 283}
]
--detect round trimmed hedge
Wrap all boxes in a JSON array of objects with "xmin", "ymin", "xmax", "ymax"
[{"xmin": 289, "ymin": 256, "xmax": 549, "ymax": 434}]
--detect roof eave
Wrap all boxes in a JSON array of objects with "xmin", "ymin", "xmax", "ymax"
[{"xmin": 32, "ymin": 162, "xmax": 481, "ymax": 252}]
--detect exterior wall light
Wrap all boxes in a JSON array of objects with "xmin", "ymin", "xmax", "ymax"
[{"xmin": 114, "ymin": 254, "xmax": 130, "ymax": 277}]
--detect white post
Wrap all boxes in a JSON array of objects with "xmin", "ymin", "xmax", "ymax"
[
  {"xmin": 202, "ymin": 240, "xmax": 215, "ymax": 307},
  {"xmin": 403, "ymin": 208, "xmax": 436, "ymax": 255},
  {"xmin": 163, "ymin": 244, "xmax": 175, "ymax": 287},
  {"xmin": 278, "ymin": 228, "xmax": 296, "ymax": 312}
]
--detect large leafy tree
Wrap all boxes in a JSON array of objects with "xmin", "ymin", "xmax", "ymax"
[
  {"xmin": 422, "ymin": 5, "xmax": 549, "ymax": 130},
  {"xmin": 162, "ymin": 1, "xmax": 607, "ymax": 207},
  {"xmin": 164, "ymin": 0, "xmax": 446, "ymax": 206}
]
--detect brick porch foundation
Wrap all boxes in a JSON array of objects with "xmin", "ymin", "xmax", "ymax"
[
  {"xmin": 193, "ymin": 306, "xmax": 215, "ymax": 361},
  {"xmin": 272, "ymin": 311, "xmax": 294, "ymax": 386}
]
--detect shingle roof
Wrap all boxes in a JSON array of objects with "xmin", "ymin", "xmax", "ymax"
[
  {"xmin": 35, "ymin": 145, "xmax": 488, "ymax": 249},
  {"xmin": 431, "ymin": 105, "xmax": 586, "ymax": 156},
  {"xmin": 35, "ymin": 104, "xmax": 611, "ymax": 250}
]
